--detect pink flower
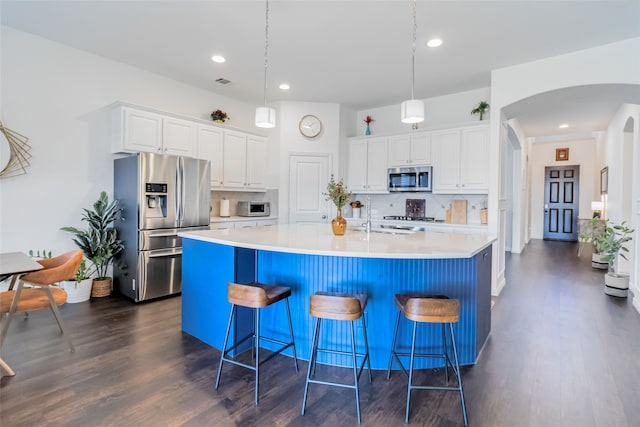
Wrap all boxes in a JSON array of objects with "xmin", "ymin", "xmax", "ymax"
[{"xmin": 364, "ymin": 115, "xmax": 374, "ymax": 124}]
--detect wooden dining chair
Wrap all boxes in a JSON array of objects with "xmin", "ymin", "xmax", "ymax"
[{"xmin": 0, "ymin": 250, "xmax": 83, "ymax": 354}]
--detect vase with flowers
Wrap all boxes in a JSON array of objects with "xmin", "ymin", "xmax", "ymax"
[
  {"xmin": 364, "ymin": 115, "xmax": 374, "ymax": 135},
  {"xmin": 211, "ymin": 109, "xmax": 229, "ymax": 124},
  {"xmin": 325, "ymin": 175, "xmax": 352, "ymax": 236}
]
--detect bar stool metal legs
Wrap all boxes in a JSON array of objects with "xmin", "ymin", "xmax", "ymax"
[
  {"xmin": 387, "ymin": 295, "xmax": 468, "ymax": 425},
  {"xmin": 301, "ymin": 292, "xmax": 371, "ymax": 425},
  {"xmin": 215, "ymin": 282, "xmax": 298, "ymax": 405}
]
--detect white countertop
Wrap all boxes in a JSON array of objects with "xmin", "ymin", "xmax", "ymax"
[{"xmin": 180, "ymin": 223, "xmax": 496, "ymax": 259}]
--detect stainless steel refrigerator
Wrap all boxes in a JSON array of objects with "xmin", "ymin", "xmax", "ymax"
[{"xmin": 113, "ymin": 153, "xmax": 210, "ymax": 302}]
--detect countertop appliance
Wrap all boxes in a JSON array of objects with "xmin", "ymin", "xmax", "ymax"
[
  {"xmin": 114, "ymin": 153, "xmax": 211, "ymax": 302},
  {"xmin": 388, "ymin": 166, "xmax": 432, "ymax": 192},
  {"xmin": 384, "ymin": 215, "xmax": 439, "ymax": 222},
  {"xmin": 237, "ymin": 201, "xmax": 270, "ymax": 217}
]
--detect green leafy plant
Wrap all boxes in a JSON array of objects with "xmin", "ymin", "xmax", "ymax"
[
  {"xmin": 61, "ymin": 191, "xmax": 124, "ymax": 279},
  {"xmin": 595, "ymin": 220, "xmax": 634, "ymax": 274},
  {"xmin": 72, "ymin": 259, "xmax": 91, "ymax": 282},
  {"xmin": 324, "ymin": 175, "xmax": 352, "ymax": 208},
  {"xmin": 579, "ymin": 217, "xmax": 607, "ymax": 254},
  {"xmin": 28, "ymin": 249, "xmax": 52, "ymax": 259},
  {"xmin": 471, "ymin": 101, "xmax": 490, "ymax": 120}
]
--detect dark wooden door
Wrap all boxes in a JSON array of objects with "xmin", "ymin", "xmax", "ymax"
[{"xmin": 543, "ymin": 165, "xmax": 579, "ymax": 241}]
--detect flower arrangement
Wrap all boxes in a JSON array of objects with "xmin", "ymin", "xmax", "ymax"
[
  {"xmin": 211, "ymin": 109, "xmax": 229, "ymax": 123},
  {"xmin": 364, "ymin": 115, "xmax": 374, "ymax": 125},
  {"xmin": 325, "ymin": 175, "xmax": 352, "ymax": 208}
]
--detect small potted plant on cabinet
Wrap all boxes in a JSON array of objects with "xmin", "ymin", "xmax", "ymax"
[
  {"xmin": 62, "ymin": 191, "xmax": 124, "ymax": 298},
  {"xmin": 60, "ymin": 259, "xmax": 93, "ymax": 303},
  {"xmin": 595, "ymin": 220, "xmax": 634, "ymax": 297},
  {"xmin": 579, "ymin": 217, "xmax": 608, "ymax": 268}
]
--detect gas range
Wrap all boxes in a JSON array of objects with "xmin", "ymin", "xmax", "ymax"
[{"xmin": 383, "ymin": 215, "xmax": 437, "ymax": 222}]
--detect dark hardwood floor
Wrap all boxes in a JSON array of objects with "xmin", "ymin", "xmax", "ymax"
[{"xmin": 2, "ymin": 240, "xmax": 639, "ymax": 426}]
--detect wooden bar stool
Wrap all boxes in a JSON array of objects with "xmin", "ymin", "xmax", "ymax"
[
  {"xmin": 301, "ymin": 292, "xmax": 372, "ymax": 424},
  {"xmin": 387, "ymin": 294, "xmax": 468, "ymax": 425},
  {"xmin": 215, "ymin": 282, "xmax": 298, "ymax": 405}
]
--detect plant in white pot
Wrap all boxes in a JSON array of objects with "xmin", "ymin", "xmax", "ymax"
[
  {"xmin": 596, "ymin": 220, "xmax": 634, "ymax": 297},
  {"xmin": 61, "ymin": 191, "xmax": 124, "ymax": 298},
  {"xmin": 60, "ymin": 259, "xmax": 93, "ymax": 303},
  {"xmin": 579, "ymin": 217, "xmax": 608, "ymax": 268}
]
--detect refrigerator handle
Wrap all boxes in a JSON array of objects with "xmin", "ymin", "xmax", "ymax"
[
  {"xmin": 180, "ymin": 156, "xmax": 186, "ymax": 223},
  {"xmin": 175, "ymin": 157, "xmax": 181, "ymax": 223}
]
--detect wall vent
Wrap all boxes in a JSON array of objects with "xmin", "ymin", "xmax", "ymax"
[{"xmin": 215, "ymin": 78, "xmax": 231, "ymax": 85}]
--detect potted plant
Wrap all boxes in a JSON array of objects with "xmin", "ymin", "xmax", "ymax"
[
  {"xmin": 578, "ymin": 217, "xmax": 608, "ymax": 268},
  {"xmin": 61, "ymin": 191, "xmax": 124, "ymax": 297},
  {"xmin": 210, "ymin": 109, "xmax": 229, "ymax": 124},
  {"xmin": 471, "ymin": 101, "xmax": 490, "ymax": 121},
  {"xmin": 60, "ymin": 259, "xmax": 93, "ymax": 303},
  {"xmin": 595, "ymin": 220, "xmax": 634, "ymax": 297},
  {"xmin": 324, "ymin": 175, "xmax": 352, "ymax": 236}
]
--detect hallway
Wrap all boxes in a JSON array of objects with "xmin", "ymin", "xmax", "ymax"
[{"xmin": 1, "ymin": 239, "xmax": 639, "ymax": 426}]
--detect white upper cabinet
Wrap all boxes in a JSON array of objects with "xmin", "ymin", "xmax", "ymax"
[
  {"xmin": 222, "ymin": 131, "xmax": 267, "ymax": 191},
  {"xmin": 112, "ymin": 103, "xmax": 267, "ymax": 192},
  {"xmin": 388, "ymin": 132, "xmax": 431, "ymax": 167},
  {"xmin": 432, "ymin": 125, "xmax": 488, "ymax": 194},
  {"xmin": 113, "ymin": 106, "xmax": 194, "ymax": 156},
  {"xmin": 195, "ymin": 126, "xmax": 223, "ymax": 188},
  {"xmin": 348, "ymin": 137, "xmax": 388, "ymax": 193},
  {"xmin": 162, "ymin": 116, "xmax": 195, "ymax": 156}
]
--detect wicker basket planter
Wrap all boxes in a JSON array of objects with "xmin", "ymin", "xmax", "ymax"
[{"xmin": 91, "ymin": 277, "xmax": 112, "ymax": 298}]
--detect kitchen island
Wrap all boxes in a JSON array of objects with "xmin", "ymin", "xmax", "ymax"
[{"xmin": 180, "ymin": 223, "xmax": 495, "ymax": 369}]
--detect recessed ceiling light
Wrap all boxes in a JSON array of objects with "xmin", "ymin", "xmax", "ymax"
[
  {"xmin": 211, "ymin": 55, "xmax": 226, "ymax": 63},
  {"xmin": 426, "ymin": 38, "xmax": 443, "ymax": 48},
  {"xmin": 559, "ymin": 123, "xmax": 569, "ymax": 129},
  {"xmin": 279, "ymin": 83, "xmax": 290, "ymax": 90}
]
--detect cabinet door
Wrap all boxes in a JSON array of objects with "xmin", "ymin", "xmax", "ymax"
[
  {"xmin": 246, "ymin": 136, "xmax": 267, "ymax": 190},
  {"xmin": 123, "ymin": 108, "xmax": 162, "ymax": 153},
  {"xmin": 195, "ymin": 126, "xmax": 223, "ymax": 188},
  {"xmin": 162, "ymin": 117, "xmax": 195, "ymax": 156},
  {"xmin": 348, "ymin": 139, "xmax": 369, "ymax": 192},
  {"xmin": 432, "ymin": 129, "xmax": 461, "ymax": 193},
  {"xmin": 222, "ymin": 131, "xmax": 247, "ymax": 189},
  {"xmin": 367, "ymin": 137, "xmax": 389, "ymax": 192},
  {"xmin": 460, "ymin": 126, "xmax": 489, "ymax": 192},
  {"xmin": 387, "ymin": 135, "xmax": 411, "ymax": 167},
  {"xmin": 410, "ymin": 132, "xmax": 431, "ymax": 165}
]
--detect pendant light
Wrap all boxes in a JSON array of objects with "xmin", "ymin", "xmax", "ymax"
[
  {"xmin": 401, "ymin": 0, "xmax": 424, "ymax": 124},
  {"xmin": 255, "ymin": 0, "xmax": 276, "ymax": 128}
]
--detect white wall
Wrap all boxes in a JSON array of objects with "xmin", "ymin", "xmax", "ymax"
[
  {"xmin": 356, "ymin": 87, "xmax": 491, "ymax": 136},
  {"xmin": 529, "ymin": 138, "xmax": 597, "ymax": 239},
  {"xmin": 0, "ymin": 26, "xmax": 261, "ymax": 255},
  {"xmin": 276, "ymin": 101, "xmax": 342, "ymax": 223}
]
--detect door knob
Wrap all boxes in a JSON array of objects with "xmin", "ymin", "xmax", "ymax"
[{"xmin": 321, "ymin": 215, "xmax": 327, "ymax": 219}]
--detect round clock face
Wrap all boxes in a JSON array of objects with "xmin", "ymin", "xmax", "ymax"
[{"xmin": 299, "ymin": 115, "xmax": 322, "ymax": 138}]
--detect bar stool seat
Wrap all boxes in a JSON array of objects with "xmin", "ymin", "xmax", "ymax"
[
  {"xmin": 302, "ymin": 291, "xmax": 372, "ymax": 424},
  {"xmin": 387, "ymin": 293, "xmax": 468, "ymax": 425},
  {"xmin": 215, "ymin": 282, "xmax": 298, "ymax": 405}
]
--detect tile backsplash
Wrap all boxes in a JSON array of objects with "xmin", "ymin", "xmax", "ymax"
[{"xmin": 350, "ymin": 193, "xmax": 488, "ymax": 224}]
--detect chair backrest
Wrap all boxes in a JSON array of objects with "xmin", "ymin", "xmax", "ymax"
[
  {"xmin": 20, "ymin": 250, "xmax": 84, "ymax": 286},
  {"xmin": 404, "ymin": 297, "xmax": 460, "ymax": 323}
]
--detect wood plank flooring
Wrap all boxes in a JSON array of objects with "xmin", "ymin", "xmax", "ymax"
[{"xmin": 2, "ymin": 239, "xmax": 639, "ymax": 426}]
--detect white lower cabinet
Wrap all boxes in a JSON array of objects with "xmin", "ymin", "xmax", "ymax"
[{"xmin": 210, "ymin": 218, "xmax": 277, "ymax": 230}]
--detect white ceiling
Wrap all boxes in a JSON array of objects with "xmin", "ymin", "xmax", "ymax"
[{"xmin": 2, "ymin": 1, "xmax": 639, "ymax": 138}]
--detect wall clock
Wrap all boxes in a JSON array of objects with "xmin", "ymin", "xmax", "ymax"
[{"xmin": 298, "ymin": 115, "xmax": 322, "ymax": 138}]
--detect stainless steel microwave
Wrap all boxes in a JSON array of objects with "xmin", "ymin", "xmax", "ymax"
[
  {"xmin": 237, "ymin": 201, "xmax": 270, "ymax": 217},
  {"xmin": 388, "ymin": 166, "xmax": 432, "ymax": 192}
]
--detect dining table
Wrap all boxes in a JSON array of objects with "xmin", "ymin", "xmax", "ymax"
[{"xmin": 0, "ymin": 252, "xmax": 43, "ymax": 377}]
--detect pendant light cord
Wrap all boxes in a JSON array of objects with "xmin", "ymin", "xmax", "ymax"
[
  {"xmin": 263, "ymin": 0, "xmax": 270, "ymax": 107},
  {"xmin": 410, "ymin": 0, "xmax": 417, "ymax": 100}
]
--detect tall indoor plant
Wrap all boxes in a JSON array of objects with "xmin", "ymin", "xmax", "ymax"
[
  {"xmin": 62, "ymin": 191, "xmax": 124, "ymax": 297},
  {"xmin": 325, "ymin": 175, "xmax": 352, "ymax": 236},
  {"xmin": 595, "ymin": 220, "xmax": 634, "ymax": 297}
]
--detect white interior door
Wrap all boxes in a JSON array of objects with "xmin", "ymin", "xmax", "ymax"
[{"xmin": 289, "ymin": 154, "xmax": 330, "ymax": 223}]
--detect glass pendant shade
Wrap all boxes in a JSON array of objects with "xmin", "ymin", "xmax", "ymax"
[
  {"xmin": 255, "ymin": 106, "xmax": 276, "ymax": 128},
  {"xmin": 401, "ymin": 99, "xmax": 425, "ymax": 124}
]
